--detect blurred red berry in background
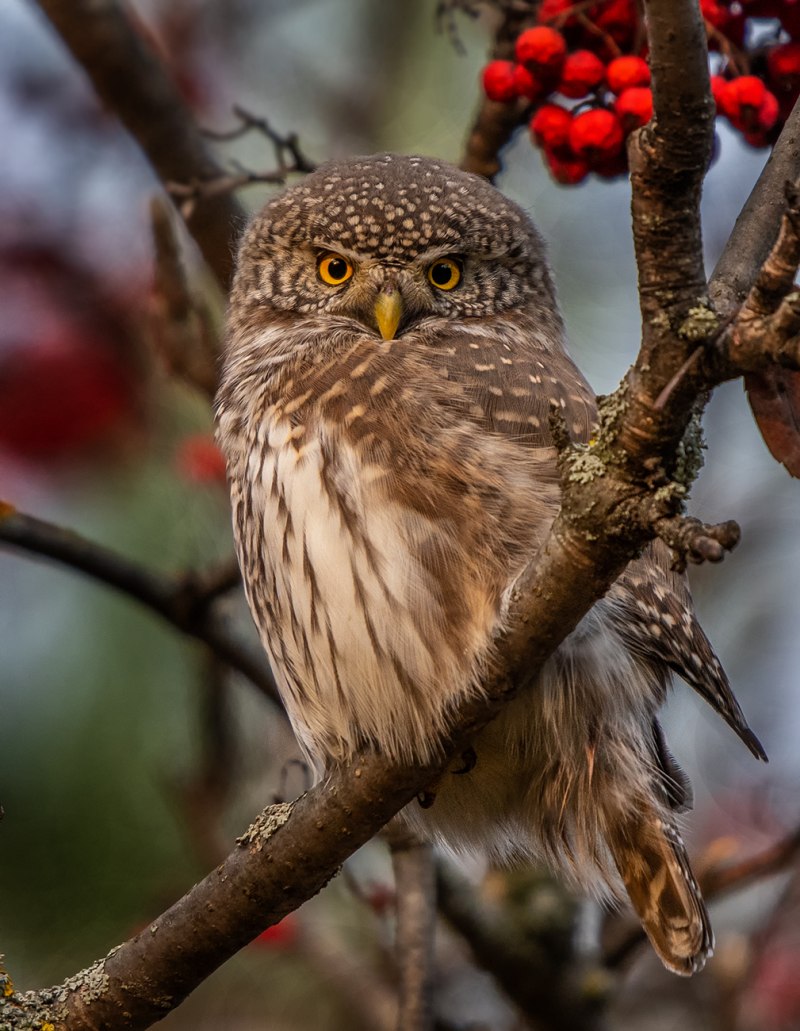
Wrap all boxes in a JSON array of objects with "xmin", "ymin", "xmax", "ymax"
[{"xmin": 0, "ymin": 248, "xmax": 144, "ymax": 465}]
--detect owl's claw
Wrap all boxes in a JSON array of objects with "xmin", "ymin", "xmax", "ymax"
[
  {"xmin": 452, "ymin": 746, "xmax": 477, "ymax": 775},
  {"xmin": 417, "ymin": 789, "xmax": 437, "ymax": 809}
]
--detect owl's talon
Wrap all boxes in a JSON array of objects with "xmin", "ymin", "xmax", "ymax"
[
  {"xmin": 452, "ymin": 746, "xmax": 477, "ymax": 775},
  {"xmin": 417, "ymin": 790, "xmax": 437, "ymax": 809}
]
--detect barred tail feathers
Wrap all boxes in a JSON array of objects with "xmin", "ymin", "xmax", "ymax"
[{"xmin": 607, "ymin": 810, "xmax": 713, "ymax": 976}]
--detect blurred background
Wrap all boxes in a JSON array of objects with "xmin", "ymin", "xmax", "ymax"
[{"xmin": 1, "ymin": 1, "xmax": 798, "ymax": 1028}]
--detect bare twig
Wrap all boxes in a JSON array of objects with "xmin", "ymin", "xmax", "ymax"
[
  {"xmin": 202, "ymin": 105, "xmax": 316, "ymax": 175},
  {"xmin": 170, "ymin": 107, "xmax": 316, "ymax": 218},
  {"xmin": 0, "ymin": 505, "xmax": 277, "ymax": 703}
]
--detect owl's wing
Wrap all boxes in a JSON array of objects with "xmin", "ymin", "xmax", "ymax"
[
  {"xmin": 426, "ymin": 325, "xmax": 596, "ymax": 455},
  {"xmin": 429, "ymin": 326, "xmax": 766, "ymax": 762}
]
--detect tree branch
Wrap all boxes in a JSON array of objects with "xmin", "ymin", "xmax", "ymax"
[
  {"xmin": 710, "ymin": 98, "xmax": 800, "ymax": 318},
  {"xmin": 386, "ymin": 826, "xmax": 437, "ymax": 1031},
  {"xmin": 437, "ymin": 863, "xmax": 608, "ymax": 1031},
  {"xmin": 0, "ymin": 504, "xmax": 277, "ymax": 703},
  {"xmin": 34, "ymin": 0, "xmax": 246, "ymax": 290},
  {"xmin": 460, "ymin": 3, "xmax": 535, "ymax": 180}
]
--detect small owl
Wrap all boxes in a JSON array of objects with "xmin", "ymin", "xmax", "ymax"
[{"xmin": 216, "ymin": 153, "xmax": 765, "ymax": 975}]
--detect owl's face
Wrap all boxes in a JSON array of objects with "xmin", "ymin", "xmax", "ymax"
[{"xmin": 231, "ymin": 153, "xmax": 560, "ymax": 342}]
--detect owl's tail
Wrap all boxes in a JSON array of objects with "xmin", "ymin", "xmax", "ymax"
[{"xmin": 606, "ymin": 808, "xmax": 713, "ymax": 976}]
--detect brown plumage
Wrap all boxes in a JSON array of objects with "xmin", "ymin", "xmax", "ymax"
[{"xmin": 216, "ymin": 153, "xmax": 765, "ymax": 975}]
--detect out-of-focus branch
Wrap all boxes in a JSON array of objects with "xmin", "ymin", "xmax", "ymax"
[
  {"xmin": 34, "ymin": 0, "xmax": 245, "ymax": 290},
  {"xmin": 436, "ymin": 863, "xmax": 608, "ymax": 1031},
  {"xmin": 0, "ymin": 504, "xmax": 277, "ymax": 703},
  {"xmin": 460, "ymin": 3, "xmax": 535, "ymax": 180},
  {"xmin": 386, "ymin": 825, "xmax": 437, "ymax": 1031},
  {"xmin": 149, "ymin": 197, "xmax": 221, "ymax": 398}
]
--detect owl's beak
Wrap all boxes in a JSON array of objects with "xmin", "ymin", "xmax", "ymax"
[{"xmin": 374, "ymin": 287, "xmax": 403, "ymax": 341}]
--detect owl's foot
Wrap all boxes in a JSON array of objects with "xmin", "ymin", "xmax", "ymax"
[{"xmin": 451, "ymin": 746, "xmax": 477, "ymax": 775}]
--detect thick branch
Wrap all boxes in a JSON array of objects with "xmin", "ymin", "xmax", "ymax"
[
  {"xmin": 620, "ymin": 0, "xmax": 715, "ymax": 462},
  {"xmin": 34, "ymin": 0, "xmax": 245, "ymax": 290},
  {"xmin": 0, "ymin": 505, "xmax": 277, "ymax": 703}
]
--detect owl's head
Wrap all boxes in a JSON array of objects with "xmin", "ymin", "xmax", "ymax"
[{"xmin": 230, "ymin": 154, "xmax": 560, "ymax": 341}]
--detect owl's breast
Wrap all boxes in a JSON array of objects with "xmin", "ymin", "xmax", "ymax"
[{"xmin": 228, "ymin": 408, "xmax": 509, "ymax": 764}]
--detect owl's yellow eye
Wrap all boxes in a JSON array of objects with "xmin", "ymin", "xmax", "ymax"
[
  {"xmin": 318, "ymin": 252, "xmax": 354, "ymax": 286},
  {"xmin": 427, "ymin": 257, "xmax": 462, "ymax": 291}
]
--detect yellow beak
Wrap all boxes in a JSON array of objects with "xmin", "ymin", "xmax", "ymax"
[{"xmin": 374, "ymin": 288, "xmax": 403, "ymax": 341}]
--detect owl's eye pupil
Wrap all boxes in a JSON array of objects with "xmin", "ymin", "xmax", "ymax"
[
  {"xmin": 318, "ymin": 253, "xmax": 354, "ymax": 286},
  {"xmin": 428, "ymin": 258, "xmax": 462, "ymax": 291}
]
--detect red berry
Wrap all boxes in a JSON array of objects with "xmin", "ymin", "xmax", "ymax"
[
  {"xmin": 481, "ymin": 60, "xmax": 518, "ymax": 102},
  {"xmin": 606, "ymin": 56, "xmax": 651, "ymax": 95},
  {"xmin": 175, "ymin": 435, "xmax": 227, "ymax": 485},
  {"xmin": 557, "ymin": 49, "xmax": 605, "ymax": 98},
  {"xmin": 757, "ymin": 88, "xmax": 780, "ymax": 132},
  {"xmin": 718, "ymin": 76, "xmax": 771, "ymax": 131},
  {"xmin": 591, "ymin": 0, "xmax": 637, "ymax": 48},
  {"xmin": 768, "ymin": 41, "xmax": 800, "ymax": 102},
  {"xmin": 537, "ymin": 0, "xmax": 576, "ymax": 24},
  {"xmin": 513, "ymin": 63, "xmax": 546, "ymax": 101},
  {"xmin": 515, "ymin": 26, "xmax": 567, "ymax": 75},
  {"xmin": 543, "ymin": 148, "xmax": 590, "ymax": 185},
  {"xmin": 530, "ymin": 103, "xmax": 573, "ymax": 152},
  {"xmin": 251, "ymin": 914, "xmax": 298, "ymax": 950},
  {"xmin": 569, "ymin": 108, "xmax": 625, "ymax": 163},
  {"xmin": 615, "ymin": 86, "xmax": 653, "ymax": 132},
  {"xmin": 593, "ymin": 150, "xmax": 630, "ymax": 179}
]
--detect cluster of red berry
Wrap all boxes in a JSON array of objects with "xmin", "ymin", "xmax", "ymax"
[{"xmin": 481, "ymin": 0, "xmax": 800, "ymax": 184}]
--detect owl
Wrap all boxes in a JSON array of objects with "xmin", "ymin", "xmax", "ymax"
[{"xmin": 216, "ymin": 153, "xmax": 765, "ymax": 975}]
